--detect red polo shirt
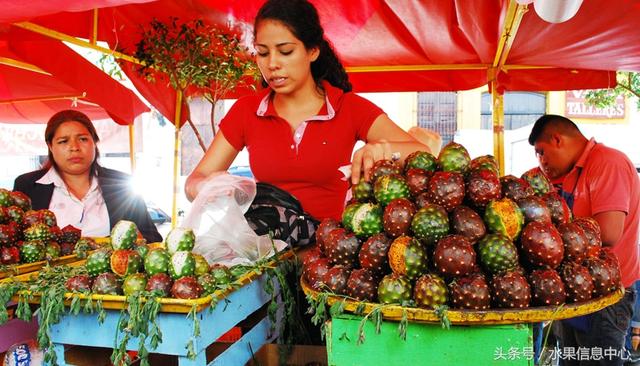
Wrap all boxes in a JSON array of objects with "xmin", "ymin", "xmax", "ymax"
[
  {"xmin": 219, "ymin": 81, "xmax": 383, "ymax": 220},
  {"xmin": 562, "ymin": 138, "xmax": 640, "ymax": 288}
]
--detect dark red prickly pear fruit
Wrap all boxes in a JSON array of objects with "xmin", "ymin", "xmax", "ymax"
[
  {"xmin": 324, "ymin": 228, "xmax": 361, "ymax": 267},
  {"xmin": 303, "ymin": 257, "xmax": 331, "ymax": 290},
  {"xmin": 427, "ymin": 171, "xmax": 465, "ymax": 212},
  {"xmin": 450, "ymin": 206, "xmax": 486, "ymax": 243},
  {"xmin": 449, "ymin": 273, "xmax": 491, "ymax": 310},
  {"xmin": 92, "ymin": 272, "xmax": 123, "ymax": 295},
  {"xmin": 316, "ymin": 218, "xmax": 341, "ymax": 255},
  {"xmin": 405, "ymin": 168, "xmax": 432, "ymax": 197},
  {"xmin": 358, "ymin": 233, "xmax": 392, "ymax": 278},
  {"xmin": 560, "ymin": 262, "xmax": 594, "ymax": 303},
  {"xmin": 466, "ymin": 169, "xmax": 501, "ymax": 209},
  {"xmin": 469, "ymin": 155, "xmax": 499, "ymax": 176},
  {"xmin": 146, "ymin": 273, "xmax": 173, "ymax": 297},
  {"xmin": 61, "ymin": 225, "xmax": 82, "ymax": 244},
  {"xmin": 516, "ymin": 196, "xmax": 552, "ymax": 224},
  {"xmin": 529, "ymin": 269, "xmax": 566, "ymax": 306},
  {"xmin": 171, "ymin": 276, "xmax": 203, "ymax": 299},
  {"xmin": 301, "ymin": 246, "xmax": 324, "ymax": 268},
  {"xmin": 65, "ymin": 274, "xmax": 93, "ymax": 292},
  {"xmin": 383, "ymin": 198, "xmax": 416, "ymax": 238},
  {"xmin": 541, "ymin": 192, "xmax": 572, "ymax": 226},
  {"xmin": 9, "ymin": 191, "xmax": 31, "ymax": 212},
  {"xmin": 60, "ymin": 242, "xmax": 75, "ymax": 256},
  {"xmin": 323, "ymin": 265, "xmax": 352, "ymax": 295},
  {"xmin": 583, "ymin": 257, "xmax": 616, "ymax": 297},
  {"xmin": 520, "ymin": 221, "xmax": 564, "ymax": 269},
  {"xmin": 345, "ymin": 268, "xmax": 378, "ymax": 302},
  {"xmin": 1, "ymin": 246, "xmax": 20, "ymax": 264},
  {"xmin": 414, "ymin": 192, "xmax": 431, "ymax": 209},
  {"xmin": 433, "ymin": 235, "xmax": 477, "ymax": 278},
  {"xmin": 0, "ymin": 223, "xmax": 19, "ymax": 247},
  {"xmin": 370, "ymin": 159, "xmax": 402, "ymax": 183},
  {"xmin": 573, "ymin": 217, "xmax": 602, "ymax": 257},
  {"xmin": 500, "ymin": 175, "xmax": 534, "ymax": 201},
  {"xmin": 491, "ymin": 271, "xmax": 531, "ymax": 308},
  {"xmin": 599, "ymin": 248, "xmax": 622, "ymax": 289},
  {"xmin": 557, "ymin": 222, "xmax": 588, "ymax": 263}
]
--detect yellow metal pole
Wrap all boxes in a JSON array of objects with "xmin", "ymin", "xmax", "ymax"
[
  {"xmin": 171, "ymin": 91, "xmax": 183, "ymax": 228},
  {"xmin": 128, "ymin": 123, "xmax": 136, "ymax": 173},
  {"xmin": 0, "ymin": 93, "xmax": 86, "ymax": 104},
  {"xmin": 90, "ymin": 9, "xmax": 99, "ymax": 45},
  {"xmin": 491, "ymin": 79, "xmax": 505, "ymax": 176},
  {"xmin": 0, "ymin": 57, "xmax": 50, "ymax": 74},
  {"xmin": 13, "ymin": 21, "xmax": 144, "ymax": 65}
]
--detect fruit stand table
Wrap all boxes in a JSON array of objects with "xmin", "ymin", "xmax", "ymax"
[
  {"xmin": 2, "ymin": 251, "xmax": 292, "ymax": 366},
  {"xmin": 302, "ymin": 278, "xmax": 624, "ymax": 366},
  {"xmin": 44, "ymin": 272, "xmax": 279, "ymax": 366}
]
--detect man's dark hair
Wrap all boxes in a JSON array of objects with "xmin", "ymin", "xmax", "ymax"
[{"xmin": 528, "ymin": 114, "xmax": 581, "ymax": 145}]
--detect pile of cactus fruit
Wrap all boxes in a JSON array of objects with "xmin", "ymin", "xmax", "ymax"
[
  {"xmin": 66, "ymin": 221, "xmax": 234, "ymax": 299},
  {"xmin": 0, "ymin": 188, "xmax": 90, "ymax": 266},
  {"xmin": 303, "ymin": 142, "xmax": 622, "ymax": 310}
]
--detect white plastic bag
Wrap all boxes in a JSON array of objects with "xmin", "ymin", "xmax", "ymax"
[{"xmin": 182, "ymin": 174, "xmax": 287, "ymax": 266}]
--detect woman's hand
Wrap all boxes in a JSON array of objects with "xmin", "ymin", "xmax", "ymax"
[{"xmin": 351, "ymin": 140, "xmax": 394, "ymax": 184}]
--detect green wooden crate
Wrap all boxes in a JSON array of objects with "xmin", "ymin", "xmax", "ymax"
[{"xmin": 327, "ymin": 315, "xmax": 534, "ymax": 366}]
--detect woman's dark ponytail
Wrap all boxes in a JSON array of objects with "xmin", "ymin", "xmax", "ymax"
[{"xmin": 313, "ymin": 40, "xmax": 352, "ymax": 92}]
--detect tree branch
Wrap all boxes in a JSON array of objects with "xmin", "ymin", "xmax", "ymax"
[{"xmin": 186, "ymin": 118, "xmax": 207, "ymax": 152}]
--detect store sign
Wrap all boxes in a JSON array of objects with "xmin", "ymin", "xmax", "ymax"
[{"xmin": 566, "ymin": 90, "xmax": 625, "ymax": 119}]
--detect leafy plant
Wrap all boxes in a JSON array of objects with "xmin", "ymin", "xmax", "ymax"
[
  {"xmin": 585, "ymin": 71, "xmax": 640, "ymax": 110},
  {"xmin": 134, "ymin": 17, "xmax": 259, "ymax": 151}
]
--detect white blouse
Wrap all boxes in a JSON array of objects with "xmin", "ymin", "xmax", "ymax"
[{"xmin": 36, "ymin": 168, "xmax": 111, "ymax": 237}]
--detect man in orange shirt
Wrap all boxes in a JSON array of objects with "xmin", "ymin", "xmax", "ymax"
[{"xmin": 529, "ymin": 114, "xmax": 640, "ymax": 366}]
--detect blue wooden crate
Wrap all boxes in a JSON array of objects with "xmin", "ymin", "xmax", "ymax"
[{"xmin": 44, "ymin": 273, "xmax": 279, "ymax": 366}]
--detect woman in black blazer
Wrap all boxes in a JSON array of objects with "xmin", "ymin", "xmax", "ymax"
[{"xmin": 13, "ymin": 110, "xmax": 162, "ymax": 243}]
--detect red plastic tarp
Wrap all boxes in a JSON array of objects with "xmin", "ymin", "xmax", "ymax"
[{"xmin": 2, "ymin": 0, "xmax": 639, "ymax": 123}]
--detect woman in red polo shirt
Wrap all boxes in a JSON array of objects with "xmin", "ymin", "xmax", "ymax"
[{"xmin": 185, "ymin": 0, "xmax": 438, "ymax": 222}]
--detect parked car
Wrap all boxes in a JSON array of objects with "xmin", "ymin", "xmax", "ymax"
[{"xmin": 147, "ymin": 205, "xmax": 171, "ymax": 225}]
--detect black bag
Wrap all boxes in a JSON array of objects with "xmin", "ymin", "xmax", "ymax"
[{"xmin": 244, "ymin": 183, "xmax": 319, "ymax": 247}]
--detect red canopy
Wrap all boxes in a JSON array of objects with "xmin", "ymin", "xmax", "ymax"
[
  {"xmin": 1, "ymin": 0, "xmax": 638, "ymax": 123},
  {"xmin": 0, "ymin": 30, "xmax": 149, "ymax": 124}
]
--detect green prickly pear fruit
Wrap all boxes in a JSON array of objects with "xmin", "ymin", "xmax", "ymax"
[
  {"xmin": 377, "ymin": 273, "xmax": 412, "ymax": 305},
  {"xmin": 168, "ymin": 251, "xmax": 196, "ymax": 279},
  {"xmin": 165, "ymin": 227, "xmax": 196, "ymax": 254},
  {"xmin": 111, "ymin": 220, "xmax": 138, "ymax": 250},
  {"xmin": 437, "ymin": 142, "xmax": 470, "ymax": 173},
  {"xmin": 85, "ymin": 248, "xmax": 112, "ymax": 277},
  {"xmin": 123, "ymin": 273, "xmax": 147, "ymax": 296}
]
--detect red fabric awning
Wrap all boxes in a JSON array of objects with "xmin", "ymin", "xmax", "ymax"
[
  {"xmin": 0, "ymin": 30, "xmax": 149, "ymax": 125},
  {"xmin": 1, "ymin": 0, "xmax": 638, "ymax": 124}
]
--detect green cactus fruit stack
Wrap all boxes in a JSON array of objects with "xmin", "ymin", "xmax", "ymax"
[
  {"xmin": 404, "ymin": 151, "xmax": 437, "ymax": 172},
  {"xmin": 377, "ymin": 273, "xmax": 412, "ymax": 305},
  {"xmin": 477, "ymin": 233, "xmax": 519, "ymax": 275},
  {"xmin": 165, "ymin": 227, "xmax": 196, "ymax": 254},
  {"xmin": 350, "ymin": 203, "xmax": 383, "ymax": 238},
  {"xmin": 342, "ymin": 202, "xmax": 362, "ymax": 231},
  {"xmin": 144, "ymin": 248, "xmax": 170, "ymax": 275},
  {"xmin": 352, "ymin": 180, "xmax": 374, "ymax": 202},
  {"xmin": 388, "ymin": 236, "xmax": 429, "ymax": 280},
  {"xmin": 0, "ymin": 189, "xmax": 15, "ymax": 208},
  {"xmin": 374, "ymin": 174, "xmax": 410, "ymax": 206},
  {"xmin": 521, "ymin": 167, "xmax": 552, "ymax": 196},
  {"xmin": 86, "ymin": 248, "xmax": 112, "ymax": 277},
  {"xmin": 168, "ymin": 251, "xmax": 196, "ymax": 279},
  {"xmin": 484, "ymin": 198, "xmax": 524, "ymax": 241},
  {"xmin": 413, "ymin": 274, "xmax": 449, "ymax": 309},
  {"xmin": 20, "ymin": 240, "xmax": 45, "ymax": 263},
  {"xmin": 122, "ymin": 273, "xmax": 148, "ymax": 296},
  {"xmin": 110, "ymin": 220, "xmax": 138, "ymax": 250},
  {"xmin": 411, "ymin": 204, "xmax": 449, "ymax": 245},
  {"xmin": 24, "ymin": 223, "xmax": 52, "ymax": 242},
  {"xmin": 110, "ymin": 249, "xmax": 142, "ymax": 277},
  {"xmin": 193, "ymin": 254, "xmax": 210, "ymax": 276},
  {"xmin": 437, "ymin": 141, "xmax": 471, "ymax": 173}
]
